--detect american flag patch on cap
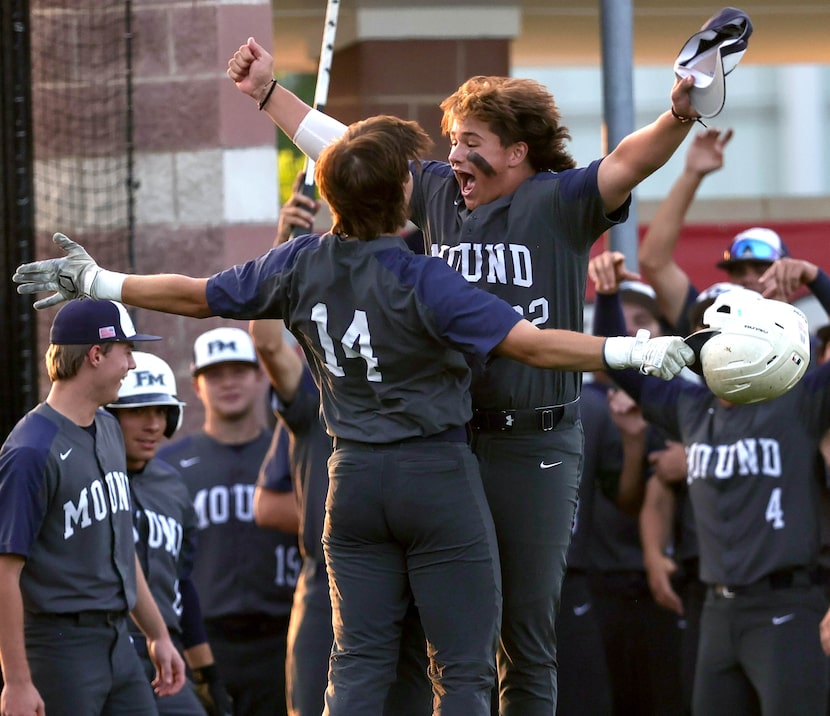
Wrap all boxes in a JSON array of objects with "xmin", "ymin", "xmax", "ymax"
[{"xmin": 99, "ymin": 326, "xmax": 117, "ymax": 339}]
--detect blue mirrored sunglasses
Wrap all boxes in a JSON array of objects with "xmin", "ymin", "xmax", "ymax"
[{"xmin": 724, "ymin": 238, "xmax": 782, "ymax": 263}]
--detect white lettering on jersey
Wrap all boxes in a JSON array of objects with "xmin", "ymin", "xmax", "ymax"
[
  {"xmin": 192, "ymin": 484, "xmax": 256, "ymax": 529},
  {"xmin": 274, "ymin": 544, "xmax": 302, "ymax": 588},
  {"xmin": 687, "ymin": 438, "xmax": 782, "ymax": 484},
  {"xmin": 312, "ymin": 303, "xmax": 382, "ymax": 382},
  {"xmin": 433, "ymin": 242, "xmax": 533, "ymax": 288},
  {"xmin": 143, "ymin": 509, "xmax": 184, "ymax": 557},
  {"xmin": 63, "ymin": 471, "xmax": 131, "ymax": 538}
]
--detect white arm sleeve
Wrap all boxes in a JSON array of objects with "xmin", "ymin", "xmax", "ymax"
[{"xmin": 292, "ymin": 109, "xmax": 348, "ymax": 160}]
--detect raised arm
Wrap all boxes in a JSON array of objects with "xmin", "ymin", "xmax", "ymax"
[
  {"xmin": 596, "ymin": 75, "xmax": 698, "ymax": 214},
  {"xmin": 227, "ymin": 37, "xmax": 346, "ymax": 160},
  {"xmin": 248, "ymin": 174, "xmax": 317, "ymax": 403},
  {"xmin": 639, "ymin": 128, "xmax": 733, "ymax": 326}
]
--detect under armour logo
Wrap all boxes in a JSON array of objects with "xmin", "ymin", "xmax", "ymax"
[
  {"xmin": 58, "ymin": 274, "xmax": 77, "ymax": 293},
  {"xmin": 505, "ymin": 415, "xmax": 514, "ymax": 426}
]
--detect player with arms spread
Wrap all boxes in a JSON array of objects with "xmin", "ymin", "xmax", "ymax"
[
  {"xmin": 223, "ymin": 20, "xmax": 708, "ymax": 712},
  {"xmin": 13, "ymin": 115, "xmax": 693, "ymax": 715}
]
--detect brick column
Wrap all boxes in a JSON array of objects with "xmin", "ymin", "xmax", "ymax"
[
  {"xmin": 327, "ymin": 6, "xmax": 520, "ymax": 159},
  {"xmin": 130, "ymin": 0, "xmax": 277, "ymax": 432}
]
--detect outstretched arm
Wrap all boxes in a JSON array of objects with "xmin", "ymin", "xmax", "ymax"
[
  {"xmin": 13, "ymin": 232, "xmax": 211, "ymax": 315},
  {"xmin": 639, "ymin": 128, "xmax": 733, "ymax": 326},
  {"xmin": 494, "ymin": 320, "xmax": 692, "ymax": 380}
]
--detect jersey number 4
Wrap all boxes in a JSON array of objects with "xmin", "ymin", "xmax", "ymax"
[
  {"xmin": 312, "ymin": 303, "xmax": 382, "ymax": 382},
  {"xmin": 766, "ymin": 487, "xmax": 785, "ymax": 529}
]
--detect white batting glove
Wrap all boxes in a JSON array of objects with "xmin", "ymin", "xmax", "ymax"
[
  {"xmin": 603, "ymin": 329, "xmax": 695, "ymax": 380},
  {"xmin": 13, "ymin": 232, "xmax": 126, "ymax": 310}
]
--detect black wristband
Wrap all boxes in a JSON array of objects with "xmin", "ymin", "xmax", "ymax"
[{"xmin": 258, "ymin": 79, "xmax": 278, "ymax": 111}]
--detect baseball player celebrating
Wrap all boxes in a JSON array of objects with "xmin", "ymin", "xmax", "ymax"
[
  {"xmin": 227, "ymin": 26, "xmax": 705, "ymax": 713},
  {"xmin": 157, "ymin": 326, "xmax": 298, "ymax": 716},
  {"xmin": 13, "ymin": 115, "xmax": 693, "ymax": 715},
  {"xmin": 594, "ymin": 278, "xmax": 830, "ymax": 716},
  {"xmin": 248, "ymin": 184, "xmax": 432, "ymax": 716},
  {"xmin": 107, "ymin": 351, "xmax": 232, "ymax": 716},
  {"xmin": 0, "ymin": 299, "xmax": 185, "ymax": 716}
]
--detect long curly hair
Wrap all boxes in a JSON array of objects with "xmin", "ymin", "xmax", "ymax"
[{"xmin": 440, "ymin": 76, "xmax": 576, "ymax": 173}]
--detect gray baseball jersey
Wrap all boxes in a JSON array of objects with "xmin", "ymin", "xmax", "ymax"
[
  {"xmin": 157, "ymin": 430, "xmax": 298, "ymax": 619},
  {"xmin": 621, "ymin": 364, "xmax": 830, "ymax": 586},
  {"xmin": 205, "ymin": 233, "xmax": 524, "ymax": 441},
  {"xmin": 129, "ymin": 457, "xmax": 198, "ymax": 632},
  {"xmin": 0, "ymin": 403, "xmax": 136, "ymax": 613},
  {"xmin": 410, "ymin": 159, "xmax": 627, "ymax": 410},
  {"xmin": 406, "ymin": 157, "xmax": 627, "ymax": 716}
]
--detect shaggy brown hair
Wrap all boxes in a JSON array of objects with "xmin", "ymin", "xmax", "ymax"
[{"xmin": 440, "ymin": 76, "xmax": 576, "ymax": 173}]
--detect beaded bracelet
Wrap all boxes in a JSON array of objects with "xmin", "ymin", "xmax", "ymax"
[
  {"xmin": 671, "ymin": 106, "xmax": 707, "ymax": 128},
  {"xmin": 258, "ymin": 79, "xmax": 278, "ymax": 111}
]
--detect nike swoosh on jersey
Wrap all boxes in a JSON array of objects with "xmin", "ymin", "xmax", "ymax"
[
  {"xmin": 59, "ymin": 448, "xmax": 72, "ymax": 461},
  {"xmin": 179, "ymin": 457, "xmax": 200, "ymax": 468},
  {"xmin": 540, "ymin": 460, "xmax": 563, "ymax": 469},
  {"xmin": 771, "ymin": 613, "xmax": 795, "ymax": 625},
  {"xmin": 572, "ymin": 602, "xmax": 591, "ymax": 616}
]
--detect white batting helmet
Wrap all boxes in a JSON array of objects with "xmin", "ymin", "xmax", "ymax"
[
  {"xmin": 685, "ymin": 288, "xmax": 810, "ymax": 404},
  {"xmin": 108, "ymin": 352, "xmax": 185, "ymax": 437}
]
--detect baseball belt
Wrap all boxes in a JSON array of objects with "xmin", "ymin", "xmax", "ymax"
[
  {"xmin": 710, "ymin": 567, "xmax": 814, "ymax": 599},
  {"xmin": 470, "ymin": 398, "xmax": 580, "ymax": 433}
]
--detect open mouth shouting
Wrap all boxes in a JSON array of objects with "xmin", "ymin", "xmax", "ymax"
[{"xmin": 456, "ymin": 169, "xmax": 476, "ymax": 199}]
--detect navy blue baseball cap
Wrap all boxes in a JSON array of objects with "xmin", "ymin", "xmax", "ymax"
[
  {"xmin": 674, "ymin": 7, "xmax": 753, "ymax": 118},
  {"xmin": 50, "ymin": 299, "xmax": 162, "ymax": 345}
]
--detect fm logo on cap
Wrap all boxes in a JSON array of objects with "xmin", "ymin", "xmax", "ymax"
[{"xmin": 132, "ymin": 370, "xmax": 171, "ymax": 389}]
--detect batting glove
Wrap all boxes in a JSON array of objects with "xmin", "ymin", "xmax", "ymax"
[
  {"xmin": 13, "ymin": 232, "xmax": 127, "ymax": 310},
  {"xmin": 603, "ymin": 329, "xmax": 695, "ymax": 380}
]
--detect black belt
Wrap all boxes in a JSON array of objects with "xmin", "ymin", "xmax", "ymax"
[
  {"xmin": 470, "ymin": 399, "xmax": 579, "ymax": 433},
  {"xmin": 710, "ymin": 568, "xmax": 815, "ymax": 599},
  {"xmin": 333, "ymin": 425, "xmax": 468, "ymax": 450},
  {"xmin": 26, "ymin": 610, "xmax": 127, "ymax": 627},
  {"xmin": 205, "ymin": 614, "xmax": 291, "ymax": 638}
]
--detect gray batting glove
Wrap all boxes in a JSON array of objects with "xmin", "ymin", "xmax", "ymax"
[
  {"xmin": 13, "ymin": 232, "xmax": 124, "ymax": 310},
  {"xmin": 604, "ymin": 330, "xmax": 695, "ymax": 380}
]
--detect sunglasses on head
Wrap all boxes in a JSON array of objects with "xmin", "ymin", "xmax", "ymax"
[{"xmin": 724, "ymin": 238, "xmax": 783, "ymax": 263}]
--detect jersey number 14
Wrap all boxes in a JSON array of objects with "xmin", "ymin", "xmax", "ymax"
[{"xmin": 312, "ymin": 303, "xmax": 382, "ymax": 382}]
